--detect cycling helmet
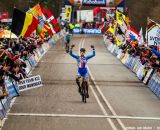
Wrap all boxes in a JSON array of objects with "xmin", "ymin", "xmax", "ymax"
[{"xmin": 80, "ymin": 48, "xmax": 86, "ymax": 52}]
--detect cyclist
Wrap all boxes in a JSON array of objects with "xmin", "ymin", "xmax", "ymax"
[
  {"xmin": 69, "ymin": 45, "xmax": 96, "ymax": 98},
  {"xmin": 64, "ymin": 31, "xmax": 71, "ymax": 53}
]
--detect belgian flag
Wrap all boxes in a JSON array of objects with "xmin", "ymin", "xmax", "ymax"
[{"xmin": 11, "ymin": 8, "xmax": 39, "ymax": 37}]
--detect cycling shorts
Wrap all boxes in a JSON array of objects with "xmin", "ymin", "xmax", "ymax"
[{"xmin": 78, "ymin": 68, "xmax": 88, "ymax": 78}]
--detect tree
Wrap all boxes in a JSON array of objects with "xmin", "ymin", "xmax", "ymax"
[{"xmin": 0, "ymin": 0, "xmax": 63, "ymax": 18}]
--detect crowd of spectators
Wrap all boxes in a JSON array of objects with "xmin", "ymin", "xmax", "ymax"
[
  {"xmin": 0, "ymin": 24, "xmax": 50, "ymax": 99},
  {"xmin": 0, "ymin": 22, "xmax": 10, "ymax": 30},
  {"xmin": 105, "ymin": 31, "xmax": 160, "ymax": 73},
  {"xmin": 82, "ymin": 22, "xmax": 100, "ymax": 28}
]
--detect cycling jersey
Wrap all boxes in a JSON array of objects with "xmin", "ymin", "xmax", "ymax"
[
  {"xmin": 64, "ymin": 34, "xmax": 71, "ymax": 44},
  {"xmin": 69, "ymin": 50, "xmax": 95, "ymax": 78}
]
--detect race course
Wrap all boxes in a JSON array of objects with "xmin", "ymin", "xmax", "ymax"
[{"xmin": 2, "ymin": 35, "xmax": 160, "ymax": 130}]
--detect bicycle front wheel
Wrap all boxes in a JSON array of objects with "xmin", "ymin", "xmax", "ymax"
[{"xmin": 81, "ymin": 82, "xmax": 87, "ymax": 103}]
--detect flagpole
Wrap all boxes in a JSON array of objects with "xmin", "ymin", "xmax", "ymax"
[
  {"xmin": 10, "ymin": 5, "xmax": 16, "ymax": 39},
  {"xmin": 146, "ymin": 17, "xmax": 149, "ymax": 47},
  {"xmin": 10, "ymin": 10, "xmax": 14, "ymax": 39},
  {"xmin": 124, "ymin": 0, "xmax": 126, "ymax": 13}
]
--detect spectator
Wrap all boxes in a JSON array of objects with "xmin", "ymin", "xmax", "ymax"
[{"xmin": 0, "ymin": 23, "xmax": 52, "ymax": 98}]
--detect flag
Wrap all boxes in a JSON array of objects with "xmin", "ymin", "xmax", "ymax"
[
  {"xmin": 115, "ymin": 25, "xmax": 126, "ymax": 43},
  {"xmin": 147, "ymin": 18, "xmax": 158, "ymax": 32},
  {"xmin": 41, "ymin": 6, "xmax": 61, "ymax": 33},
  {"xmin": 36, "ymin": 24, "xmax": 43, "ymax": 34},
  {"xmin": 47, "ymin": 10, "xmax": 60, "ymax": 32},
  {"xmin": 48, "ymin": 23, "xmax": 56, "ymax": 35},
  {"xmin": 39, "ymin": 24, "xmax": 50, "ymax": 40},
  {"xmin": 36, "ymin": 21, "xmax": 55, "ymax": 39},
  {"xmin": 28, "ymin": 4, "xmax": 43, "ymax": 21},
  {"xmin": 125, "ymin": 16, "xmax": 130, "ymax": 27},
  {"xmin": 138, "ymin": 27, "xmax": 144, "ymax": 45},
  {"xmin": 115, "ymin": 0, "xmax": 124, "ymax": 6},
  {"xmin": 129, "ymin": 27, "xmax": 139, "ymax": 41},
  {"xmin": 116, "ymin": 0, "xmax": 126, "ymax": 8},
  {"xmin": 11, "ymin": 8, "xmax": 39, "ymax": 37},
  {"xmin": 116, "ymin": 10, "xmax": 126, "ymax": 25},
  {"xmin": 115, "ymin": 16, "xmax": 128, "ymax": 38},
  {"xmin": 108, "ymin": 22, "xmax": 117, "ymax": 35},
  {"xmin": 65, "ymin": 5, "xmax": 72, "ymax": 22},
  {"xmin": 115, "ymin": 36, "xmax": 122, "ymax": 46},
  {"xmin": 116, "ymin": 0, "xmax": 126, "ymax": 13},
  {"xmin": 147, "ymin": 18, "xmax": 160, "ymax": 46}
]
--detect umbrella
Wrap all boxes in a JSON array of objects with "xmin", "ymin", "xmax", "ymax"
[{"xmin": 0, "ymin": 30, "xmax": 18, "ymax": 39}]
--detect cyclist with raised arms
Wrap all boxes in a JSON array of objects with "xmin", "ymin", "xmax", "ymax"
[{"xmin": 69, "ymin": 44, "xmax": 96, "ymax": 98}]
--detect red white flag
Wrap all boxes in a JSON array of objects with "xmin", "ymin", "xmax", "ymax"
[{"xmin": 41, "ymin": 7, "xmax": 60, "ymax": 33}]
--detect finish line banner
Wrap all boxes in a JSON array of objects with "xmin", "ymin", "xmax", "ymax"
[
  {"xmin": 18, "ymin": 75, "xmax": 43, "ymax": 92},
  {"xmin": 73, "ymin": 28, "xmax": 102, "ymax": 34},
  {"xmin": 66, "ymin": 0, "xmax": 115, "ymax": 6}
]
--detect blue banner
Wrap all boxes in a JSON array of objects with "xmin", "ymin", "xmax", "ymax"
[
  {"xmin": 38, "ymin": 47, "xmax": 45, "ymax": 55},
  {"xmin": 28, "ymin": 55, "xmax": 37, "ymax": 67},
  {"xmin": 73, "ymin": 28, "xmax": 102, "ymax": 34},
  {"xmin": 5, "ymin": 77, "xmax": 20, "ymax": 98}
]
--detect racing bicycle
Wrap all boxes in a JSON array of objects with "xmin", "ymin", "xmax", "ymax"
[{"xmin": 80, "ymin": 76, "xmax": 88, "ymax": 103}]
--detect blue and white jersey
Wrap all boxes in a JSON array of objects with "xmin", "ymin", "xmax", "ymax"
[
  {"xmin": 69, "ymin": 50, "xmax": 96, "ymax": 69},
  {"xmin": 79, "ymin": 56, "xmax": 87, "ymax": 68}
]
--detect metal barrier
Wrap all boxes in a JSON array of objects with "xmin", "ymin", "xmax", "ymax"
[
  {"xmin": 148, "ymin": 73, "xmax": 160, "ymax": 97},
  {"xmin": 0, "ymin": 30, "xmax": 64, "ymax": 120},
  {"xmin": 103, "ymin": 36, "xmax": 160, "ymax": 98}
]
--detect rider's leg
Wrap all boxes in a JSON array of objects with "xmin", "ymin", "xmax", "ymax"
[
  {"xmin": 76, "ymin": 76, "xmax": 81, "ymax": 93},
  {"xmin": 65, "ymin": 43, "xmax": 67, "ymax": 49}
]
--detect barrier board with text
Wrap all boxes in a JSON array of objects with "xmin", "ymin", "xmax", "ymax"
[{"xmin": 18, "ymin": 75, "xmax": 43, "ymax": 92}]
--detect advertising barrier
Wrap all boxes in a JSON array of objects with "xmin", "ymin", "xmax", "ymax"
[
  {"xmin": 103, "ymin": 36, "xmax": 160, "ymax": 98},
  {"xmin": 148, "ymin": 73, "xmax": 160, "ymax": 97},
  {"xmin": 0, "ymin": 102, "xmax": 6, "ymax": 119},
  {"xmin": 0, "ymin": 30, "xmax": 64, "ymax": 121},
  {"xmin": 143, "ymin": 69, "xmax": 154, "ymax": 84},
  {"xmin": 18, "ymin": 75, "xmax": 43, "ymax": 92},
  {"xmin": 5, "ymin": 77, "xmax": 19, "ymax": 98}
]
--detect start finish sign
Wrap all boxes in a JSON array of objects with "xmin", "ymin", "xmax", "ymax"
[{"xmin": 18, "ymin": 75, "xmax": 43, "ymax": 92}]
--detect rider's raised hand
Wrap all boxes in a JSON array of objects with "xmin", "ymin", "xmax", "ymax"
[
  {"xmin": 91, "ymin": 45, "xmax": 95, "ymax": 50},
  {"xmin": 71, "ymin": 44, "xmax": 75, "ymax": 49}
]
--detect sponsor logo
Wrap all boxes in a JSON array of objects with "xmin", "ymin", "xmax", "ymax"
[
  {"xmin": 83, "ymin": 0, "xmax": 106, "ymax": 5},
  {"xmin": 73, "ymin": 28, "xmax": 102, "ymax": 34},
  {"xmin": 83, "ymin": 28, "xmax": 101, "ymax": 34}
]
